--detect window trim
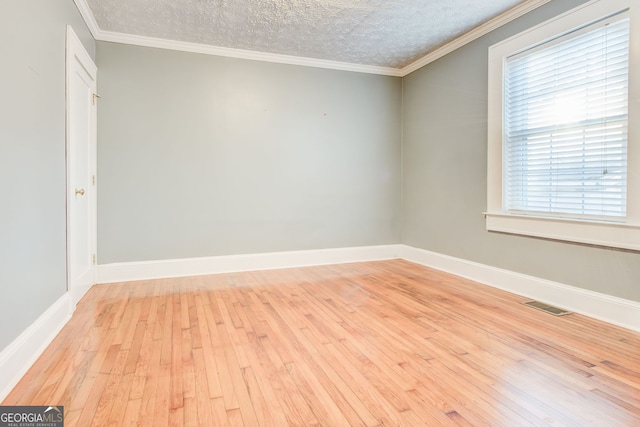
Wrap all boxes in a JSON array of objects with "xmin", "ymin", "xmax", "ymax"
[{"xmin": 486, "ymin": 0, "xmax": 640, "ymax": 251}]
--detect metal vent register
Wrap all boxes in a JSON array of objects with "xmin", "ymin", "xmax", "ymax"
[{"xmin": 522, "ymin": 301, "xmax": 572, "ymax": 316}]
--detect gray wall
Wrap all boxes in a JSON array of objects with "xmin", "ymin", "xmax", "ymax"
[
  {"xmin": 0, "ymin": 1, "xmax": 94, "ymax": 350},
  {"xmin": 96, "ymin": 42, "xmax": 402, "ymax": 263},
  {"xmin": 402, "ymin": 0, "xmax": 640, "ymax": 302}
]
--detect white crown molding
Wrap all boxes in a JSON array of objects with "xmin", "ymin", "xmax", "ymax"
[
  {"xmin": 73, "ymin": 0, "xmax": 550, "ymax": 77},
  {"xmin": 97, "ymin": 245, "xmax": 404, "ymax": 283},
  {"xmin": 400, "ymin": 0, "xmax": 551, "ymax": 76},
  {"xmin": 96, "ymin": 30, "xmax": 405, "ymax": 77},
  {"xmin": 0, "ymin": 293, "xmax": 72, "ymax": 401},
  {"xmin": 400, "ymin": 245, "xmax": 640, "ymax": 333},
  {"xmin": 73, "ymin": 0, "xmax": 100, "ymax": 38}
]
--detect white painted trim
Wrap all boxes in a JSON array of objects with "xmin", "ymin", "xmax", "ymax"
[
  {"xmin": 400, "ymin": 245, "xmax": 640, "ymax": 333},
  {"xmin": 0, "ymin": 294, "xmax": 72, "ymax": 401},
  {"xmin": 400, "ymin": 0, "xmax": 552, "ymax": 75},
  {"xmin": 97, "ymin": 245, "xmax": 404, "ymax": 284},
  {"xmin": 72, "ymin": 0, "xmax": 550, "ymax": 77},
  {"xmin": 98, "ymin": 243, "xmax": 640, "ymax": 332},
  {"xmin": 72, "ymin": 0, "xmax": 100, "ymax": 38},
  {"xmin": 96, "ymin": 31, "xmax": 404, "ymax": 77},
  {"xmin": 485, "ymin": 213, "xmax": 640, "ymax": 252}
]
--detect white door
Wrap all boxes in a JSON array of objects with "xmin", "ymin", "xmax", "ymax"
[{"xmin": 66, "ymin": 26, "xmax": 97, "ymax": 307}]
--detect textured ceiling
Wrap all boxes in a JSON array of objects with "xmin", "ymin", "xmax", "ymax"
[{"xmin": 85, "ymin": 0, "xmax": 527, "ymax": 69}]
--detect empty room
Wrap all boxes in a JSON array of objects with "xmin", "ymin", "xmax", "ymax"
[{"xmin": 1, "ymin": 0, "xmax": 639, "ymax": 425}]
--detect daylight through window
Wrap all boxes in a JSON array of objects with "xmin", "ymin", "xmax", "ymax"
[
  {"xmin": 504, "ymin": 15, "xmax": 629, "ymax": 220},
  {"xmin": 485, "ymin": 0, "xmax": 640, "ymax": 251}
]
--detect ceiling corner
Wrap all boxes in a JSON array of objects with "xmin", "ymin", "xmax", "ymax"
[
  {"xmin": 73, "ymin": 0, "xmax": 102, "ymax": 39},
  {"xmin": 399, "ymin": 0, "xmax": 552, "ymax": 77}
]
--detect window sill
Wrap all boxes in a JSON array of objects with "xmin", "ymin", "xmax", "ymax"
[{"xmin": 484, "ymin": 212, "xmax": 640, "ymax": 251}]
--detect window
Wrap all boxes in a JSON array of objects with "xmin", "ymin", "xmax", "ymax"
[
  {"xmin": 486, "ymin": 0, "xmax": 640, "ymax": 251},
  {"xmin": 505, "ymin": 17, "xmax": 629, "ymax": 219}
]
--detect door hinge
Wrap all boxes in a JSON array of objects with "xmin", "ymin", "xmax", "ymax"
[
  {"xmin": 92, "ymin": 175, "xmax": 96, "ymax": 186},
  {"xmin": 92, "ymin": 254, "xmax": 96, "ymax": 265},
  {"xmin": 92, "ymin": 93, "xmax": 101, "ymax": 105}
]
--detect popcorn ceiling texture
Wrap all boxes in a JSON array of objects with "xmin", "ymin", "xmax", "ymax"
[{"xmin": 86, "ymin": 0, "xmax": 525, "ymax": 68}]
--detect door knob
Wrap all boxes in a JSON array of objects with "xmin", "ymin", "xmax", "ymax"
[{"xmin": 75, "ymin": 188, "xmax": 85, "ymax": 196}]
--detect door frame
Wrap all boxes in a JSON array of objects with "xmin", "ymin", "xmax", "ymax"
[{"xmin": 65, "ymin": 25, "xmax": 97, "ymax": 308}]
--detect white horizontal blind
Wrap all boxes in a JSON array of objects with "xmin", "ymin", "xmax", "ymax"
[{"xmin": 504, "ymin": 15, "xmax": 630, "ymax": 220}]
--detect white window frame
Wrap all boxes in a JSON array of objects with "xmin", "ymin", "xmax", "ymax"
[{"xmin": 486, "ymin": 0, "xmax": 640, "ymax": 251}]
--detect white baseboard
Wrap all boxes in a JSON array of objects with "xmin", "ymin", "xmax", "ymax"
[
  {"xmin": 97, "ymin": 244, "xmax": 404, "ymax": 284},
  {"xmin": 400, "ymin": 245, "xmax": 640, "ymax": 333},
  {"xmin": 0, "ymin": 293, "xmax": 72, "ymax": 401},
  {"xmin": 98, "ymin": 244, "xmax": 640, "ymax": 332}
]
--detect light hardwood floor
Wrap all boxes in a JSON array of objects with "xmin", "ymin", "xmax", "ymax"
[{"xmin": 4, "ymin": 260, "xmax": 640, "ymax": 426}]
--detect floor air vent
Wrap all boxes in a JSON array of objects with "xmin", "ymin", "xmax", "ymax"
[{"xmin": 522, "ymin": 301, "xmax": 572, "ymax": 316}]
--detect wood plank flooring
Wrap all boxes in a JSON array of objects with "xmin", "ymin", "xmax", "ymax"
[{"xmin": 4, "ymin": 260, "xmax": 640, "ymax": 426}]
